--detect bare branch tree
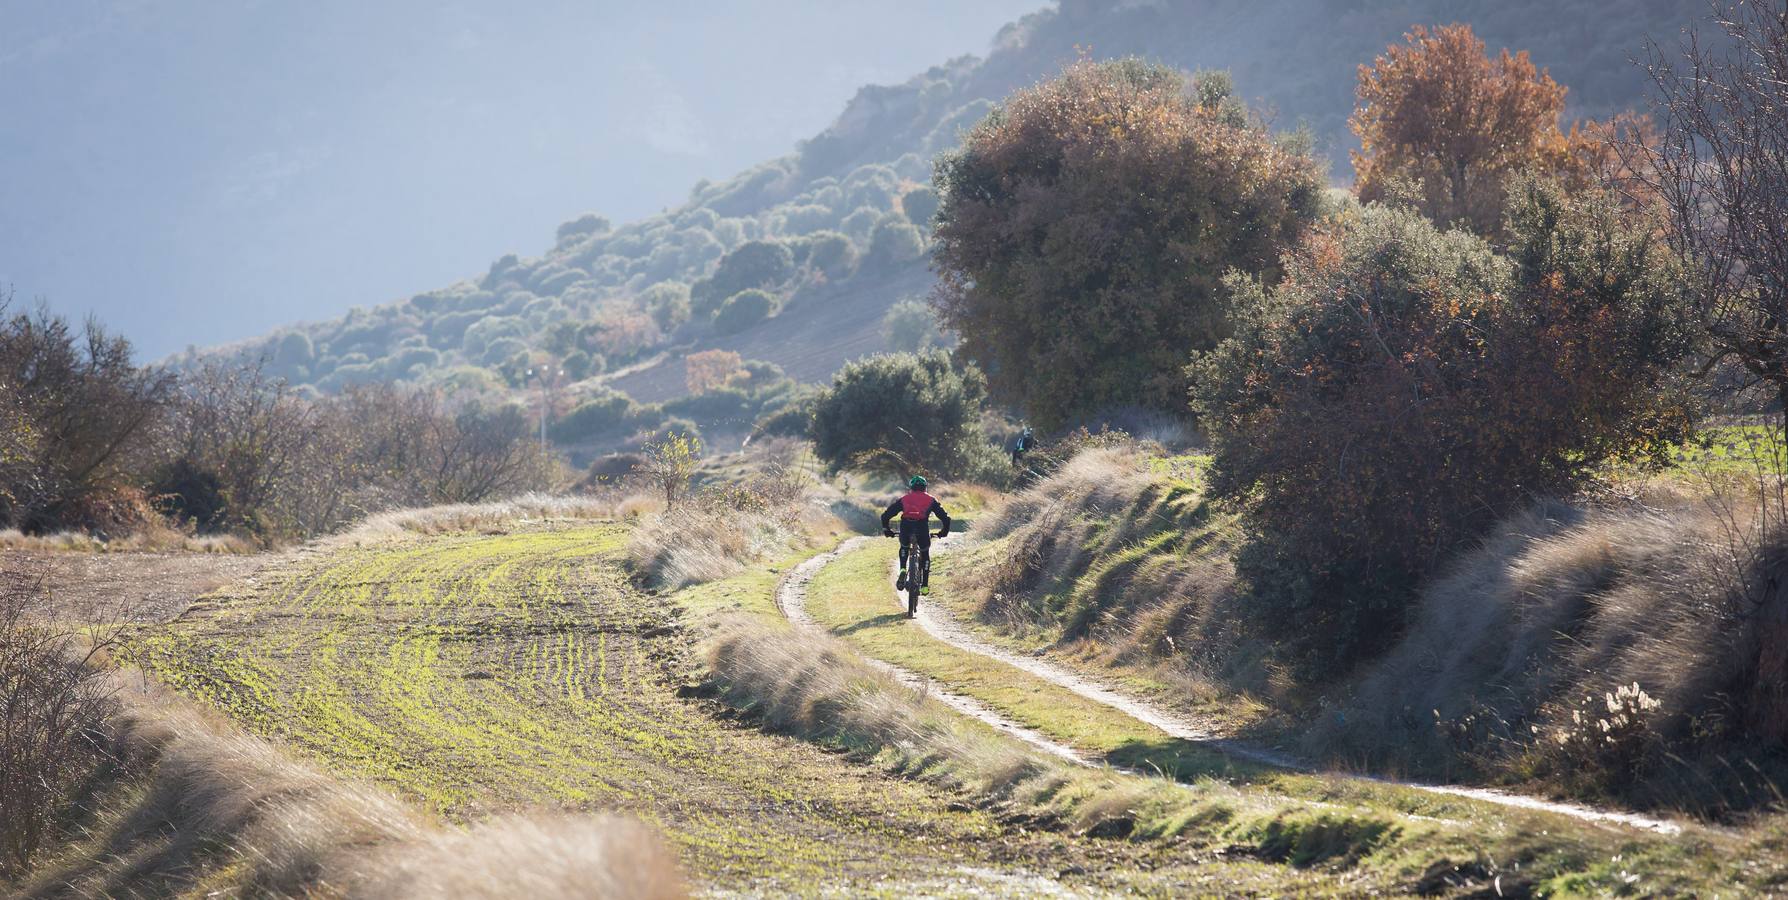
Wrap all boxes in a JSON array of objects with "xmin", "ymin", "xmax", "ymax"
[{"xmin": 1632, "ymin": 1, "xmax": 1788, "ymax": 434}]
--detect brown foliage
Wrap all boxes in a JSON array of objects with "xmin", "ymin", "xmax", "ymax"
[
  {"xmin": 0, "ymin": 299, "xmax": 175, "ymax": 534},
  {"xmin": 932, "ymin": 59, "xmax": 1324, "ymax": 428},
  {"xmin": 1351, "ymin": 24, "xmax": 1605, "ymax": 238},
  {"xmin": 685, "ymin": 349, "xmax": 746, "ymax": 394},
  {"xmin": 1192, "ymin": 187, "xmax": 1695, "ymax": 673}
]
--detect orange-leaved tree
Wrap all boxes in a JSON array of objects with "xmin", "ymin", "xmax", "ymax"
[
  {"xmin": 1351, "ymin": 24, "xmax": 1600, "ymax": 238},
  {"xmin": 685, "ymin": 349, "xmax": 745, "ymax": 394}
]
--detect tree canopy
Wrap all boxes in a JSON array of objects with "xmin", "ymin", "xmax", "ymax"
[{"xmin": 932, "ymin": 59, "xmax": 1325, "ymax": 428}]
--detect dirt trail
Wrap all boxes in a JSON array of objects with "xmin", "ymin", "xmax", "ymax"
[
  {"xmin": 787, "ymin": 535, "xmax": 1687, "ymax": 835},
  {"xmin": 776, "ymin": 537, "xmax": 1092, "ymax": 766}
]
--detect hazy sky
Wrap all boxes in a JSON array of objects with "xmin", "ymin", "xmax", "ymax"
[{"xmin": 1, "ymin": 0, "xmax": 1041, "ymax": 358}]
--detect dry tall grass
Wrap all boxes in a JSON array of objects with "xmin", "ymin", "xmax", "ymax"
[
  {"xmin": 702, "ymin": 617, "xmax": 1446, "ymax": 867},
  {"xmin": 0, "ymin": 525, "xmax": 255, "ymax": 554},
  {"xmin": 971, "ymin": 445, "xmax": 1260, "ymax": 692},
  {"xmin": 332, "ymin": 492, "xmax": 645, "ymax": 546},
  {"xmin": 1317, "ymin": 483, "xmax": 1788, "ymax": 813},
  {"xmin": 627, "ymin": 443, "xmax": 835, "ymax": 589},
  {"xmin": 628, "ymin": 503, "xmax": 805, "ymax": 589},
  {"xmin": 24, "ymin": 687, "xmax": 684, "ymax": 898}
]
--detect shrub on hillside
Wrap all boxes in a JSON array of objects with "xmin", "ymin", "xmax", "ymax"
[
  {"xmin": 555, "ymin": 212, "xmax": 611, "ymax": 244},
  {"xmin": 751, "ymin": 396, "xmax": 815, "ymax": 441},
  {"xmin": 549, "ymin": 390, "xmax": 637, "ymax": 444},
  {"xmin": 899, "ymin": 186, "xmax": 940, "ymax": 230},
  {"xmin": 637, "ymin": 282, "xmax": 691, "ymax": 331},
  {"xmin": 691, "ymin": 240, "xmax": 794, "ymax": 319},
  {"xmin": 810, "ymin": 350, "xmax": 991, "ymax": 478},
  {"xmin": 663, "ymin": 387, "xmax": 754, "ymax": 430},
  {"xmin": 933, "ymin": 59, "xmax": 1325, "ymax": 429},
  {"xmin": 685, "ymin": 349, "xmax": 746, "ymax": 394},
  {"xmin": 862, "ymin": 219, "xmax": 925, "ymax": 271},
  {"xmin": 804, "ymin": 231, "xmax": 856, "ymax": 280},
  {"xmin": 713, "ymin": 289, "xmax": 778, "ymax": 335},
  {"xmin": 882, "ymin": 297, "xmax": 942, "ymax": 352},
  {"xmin": 1191, "ymin": 187, "xmax": 1696, "ymax": 675},
  {"xmin": 839, "ymin": 207, "xmax": 881, "ymax": 242}
]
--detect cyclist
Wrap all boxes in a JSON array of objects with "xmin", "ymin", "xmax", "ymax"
[
  {"xmin": 1011, "ymin": 426, "xmax": 1036, "ymax": 467},
  {"xmin": 880, "ymin": 475, "xmax": 951, "ymax": 595}
]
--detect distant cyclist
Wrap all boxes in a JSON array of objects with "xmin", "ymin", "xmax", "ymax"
[
  {"xmin": 1011, "ymin": 426, "xmax": 1036, "ymax": 467},
  {"xmin": 880, "ymin": 475, "xmax": 950, "ymax": 595}
]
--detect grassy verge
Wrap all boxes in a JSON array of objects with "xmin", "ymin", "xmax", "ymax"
[{"xmin": 782, "ymin": 538, "xmax": 1780, "ymax": 896}]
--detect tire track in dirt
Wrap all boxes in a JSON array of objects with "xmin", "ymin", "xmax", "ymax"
[{"xmin": 905, "ymin": 538, "xmax": 1687, "ymax": 835}]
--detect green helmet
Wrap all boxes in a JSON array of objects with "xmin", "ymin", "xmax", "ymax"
[{"xmin": 908, "ymin": 475, "xmax": 928, "ymax": 489}]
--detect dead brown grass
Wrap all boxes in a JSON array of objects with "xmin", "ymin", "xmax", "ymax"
[
  {"xmin": 331, "ymin": 492, "xmax": 643, "ymax": 546},
  {"xmin": 1318, "ymin": 482, "xmax": 1788, "ymax": 815},
  {"xmin": 628, "ymin": 503, "xmax": 805, "ymax": 590},
  {"xmin": 969, "ymin": 446, "xmax": 1262, "ymax": 694},
  {"xmin": 628, "ymin": 444, "xmax": 840, "ymax": 589},
  {"xmin": 23, "ymin": 685, "xmax": 684, "ymax": 898},
  {"xmin": 352, "ymin": 813, "xmax": 684, "ymax": 900},
  {"xmin": 0, "ymin": 524, "xmax": 256, "ymax": 554},
  {"xmin": 700, "ymin": 616, "xmax": 1262, "ymax": 840}
]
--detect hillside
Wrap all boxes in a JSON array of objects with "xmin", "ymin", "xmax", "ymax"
[{"xmin": 197, "ymin": 0, "xmax": 1701, "ymax": 442}]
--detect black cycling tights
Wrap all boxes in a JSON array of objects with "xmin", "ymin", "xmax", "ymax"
[{"xmin": 898, "ymin": 519, "xmax": 931, "ymax": 582}]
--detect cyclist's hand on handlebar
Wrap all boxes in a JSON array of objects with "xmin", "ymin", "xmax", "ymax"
[
  {"xmin": 934, "ymin": 530, "xmax": 947, "ymax": 539},
  {"xmin": 882, "ymin": 528, "xmax": 897, "ymax": 538}
]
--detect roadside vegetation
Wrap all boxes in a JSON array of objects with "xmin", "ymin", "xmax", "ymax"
[
  {"xmin": 20, "ymin": 685, "xmax": 682, "ymax": 899},
  {"xmin": 10, "ymin": 2, "xmax": 1788, "ymax": 895}
]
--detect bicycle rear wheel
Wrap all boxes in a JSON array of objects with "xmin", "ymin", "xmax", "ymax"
[{"xmin": 906, "ymin": 557, "xmax": 921, "ymax": 617}]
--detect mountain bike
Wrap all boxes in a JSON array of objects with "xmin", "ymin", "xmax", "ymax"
[{"xmin": 885, "ymin": 529, "xmax": 934, "ymax": 618}]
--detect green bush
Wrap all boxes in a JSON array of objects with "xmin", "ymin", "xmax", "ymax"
[
  {"xmin": 562, "ymin": 349, "xmax": 596, "ymax": 382},
  {"xmin": 882, "ymin": 298, "xmax": 940, "ymax": 352},
  {"xmin": 751, "ymin": 396, "xmax": 816, "ymax": 440},
  {"xmin": 549, "ymin": 389, "xmax": 638, "ymax": 444},
  {"xmin": 810, "ymin": 350, "xmax": 990, "ymax": 478},
  {"xmin": 840, "ymin": 208, "xmax": 881, "ymax": 241},
  {"xmin": 899, "ymin": 186, "xmax": 940, "ymax": 229},
  {"xmin": 863, "ymin": 220, "xmax": 925, "ymax": 270},
  {"xmin": 663, "ymin": 386, "xmax": 755, "ymax": 429},
  {"xmin": 556, "ymin": 212, "xmax": 611, "ymax": 244},
  {"xmin": 636, "ymin": 415, "xmax": 703, "ymax": 449},
  {"xmin": 932, "ymin": 59, "xmax": 1324, "ymax": 428},
  {"xmin": 639, "ymin": 281, "xmax": 692, "ymax": 330},
  {"xmin": 714, "ymin": 289, "xmax": 778, "ymax": 335},
  {"xmin": 805, "ymin": 231, "xmax": 856, "ymax": 280},
  {"xmin": 691, "ymin": 240, "xmax": 795, "ymax": 318},
  {"xmin": 1191, "ymin": 186, "xmax": 1696, "ymax": 676}
]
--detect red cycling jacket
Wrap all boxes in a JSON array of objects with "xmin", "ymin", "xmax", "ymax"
[{"xmin": 881, "ymin": 490, "xmax": 951, "ymax": 532}]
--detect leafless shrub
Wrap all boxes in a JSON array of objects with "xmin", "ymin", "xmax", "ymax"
[
  {"xmin": 0, "ymin": 298, "xmax": 175, "ymax": 535},
  {"xmin": 1631, "ymin": 1, "xmax": 1788, "ymax": 435},
  {"xmin": 0, "ymin": 565, "xmax": 129, "ymax": 878}
]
